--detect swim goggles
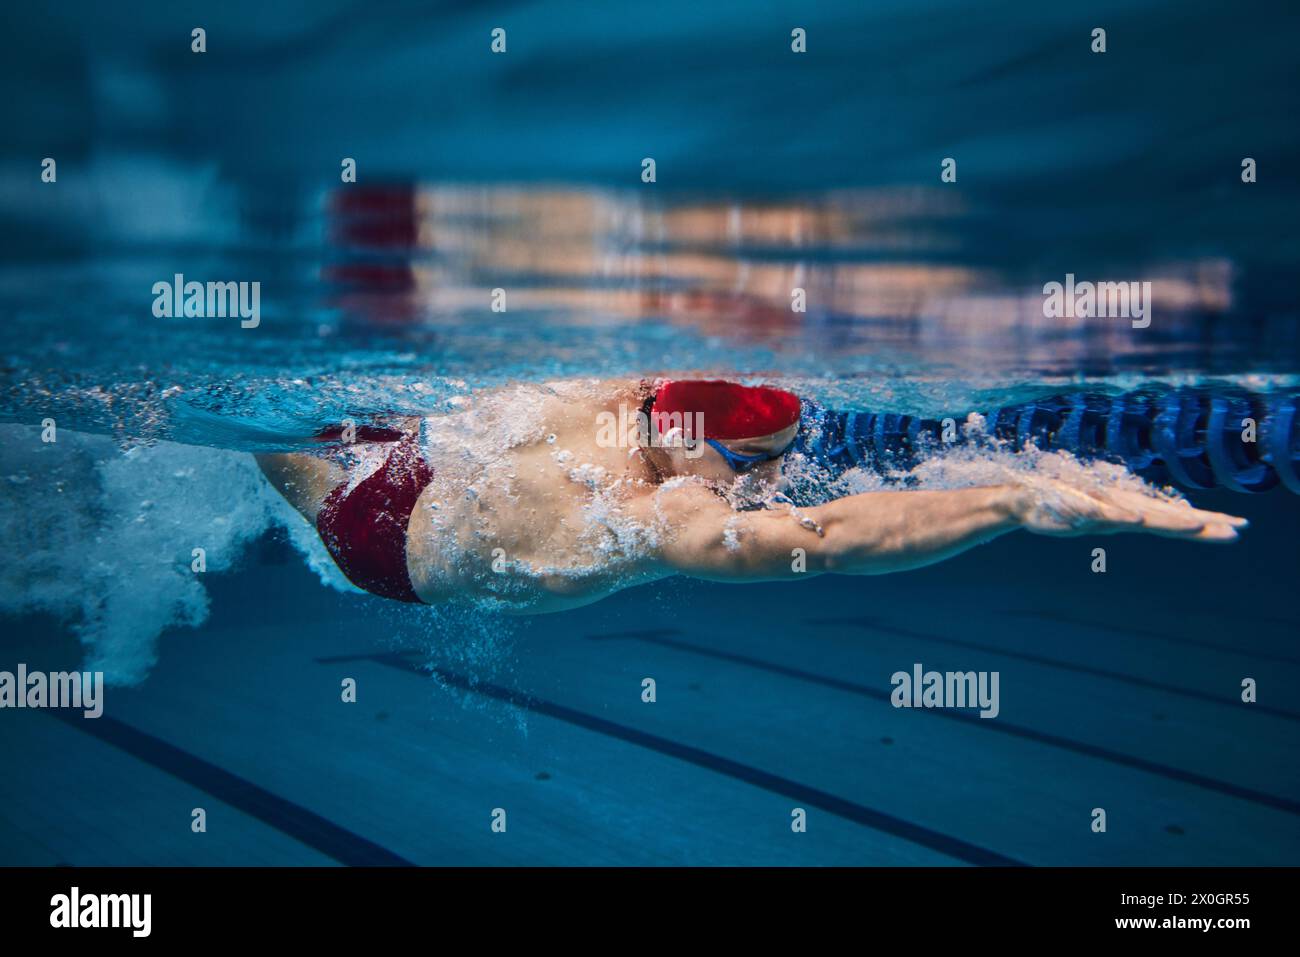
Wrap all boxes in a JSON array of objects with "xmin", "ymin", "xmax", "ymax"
[{"xmin": 703, "ymin": 436, "xmax": 797, "ymax": 473}]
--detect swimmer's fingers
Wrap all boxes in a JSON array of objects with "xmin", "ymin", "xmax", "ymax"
[
  {"xmin": 1016, "ymin": 480, "xmax": 1246, "ymax": 543},
  {"xmin": 1148, "ymin": 512, "xmax": 1240, "ymax": 541},
  {"xmin": 1104, "ymin": 490, "xmax": 1247, "ymax": 542},
  {"xmin": 1029, "ymin": 487, "xmax": 1198, "ymax": 538},
  {"xmin": 1190, "ymin": 522, "xmax": 1242, "ymax": 542},
  {"xmin": 1097, "ymin": 488, "xmax": 1248, "ymax": 540},
  {"xmin": 1138, "ymin": 497, "xmax": 1249, "ymax": 529}
]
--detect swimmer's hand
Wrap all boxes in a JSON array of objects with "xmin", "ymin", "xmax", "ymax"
[{"xmin": 1008, "ymin": 480, "xmax": 1248, "ymax": 543}]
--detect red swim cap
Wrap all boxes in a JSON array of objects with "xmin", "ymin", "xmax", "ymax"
[{"xmin": 653, "ymin": 380, "xmax": 802, "ymax": 440}]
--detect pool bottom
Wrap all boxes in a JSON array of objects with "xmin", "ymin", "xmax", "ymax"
[{"xmin": 1, "ymin": 486, "xmax": 1297, "ymax": 866}]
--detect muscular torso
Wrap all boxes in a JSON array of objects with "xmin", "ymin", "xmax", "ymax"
[{"xmin": 405, "ymin": 378, "xmax": 672, "ymax": 611}]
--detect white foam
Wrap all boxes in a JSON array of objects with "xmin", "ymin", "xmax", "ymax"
[{"xmin": 0, "ymin": 425, "xmax": 357, "ymax": 685}]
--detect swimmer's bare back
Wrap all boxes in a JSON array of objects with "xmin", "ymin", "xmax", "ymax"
[{"xmin": 257, "ymin": 377, "xmax": 1248, "ymax": 614}]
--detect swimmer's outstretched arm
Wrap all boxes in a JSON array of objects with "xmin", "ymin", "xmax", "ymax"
[{"xmin": 644, "ymin": 482, "xmax": 1247, "ymax": 582}]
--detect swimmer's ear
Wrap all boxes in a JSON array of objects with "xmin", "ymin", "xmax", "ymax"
[{"xmin": 660, "ymin": 425, "xmax": 685, "ymax": 448}]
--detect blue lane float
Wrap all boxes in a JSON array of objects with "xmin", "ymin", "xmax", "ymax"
[
  {"xmin": 795, "ymin": 388, "xmax": 1300, "ymax": 494},
  {"xmin": 1264, "ymin": 393, "xmax": 1300, "ymax": 494}
]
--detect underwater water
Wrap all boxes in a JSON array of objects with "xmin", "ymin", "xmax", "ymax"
[{"xmin": 1, "ymin": 0, "xmax": 1299, "ymax": 865}]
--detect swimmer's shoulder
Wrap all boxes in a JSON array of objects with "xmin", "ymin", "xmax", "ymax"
[{"xmin": 533, "ymin": 377, "xmax": 646, "ymax": 400}]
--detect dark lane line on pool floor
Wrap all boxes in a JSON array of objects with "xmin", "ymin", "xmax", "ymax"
[
  {"xmin": 45, "ymin": 710, "xmax": 413, "ymax": 867},
  {"xmin": 1001, "ymin": 609, "xmax": 1300, "ymax": 668},
  {"xmin": 807, "ymin": 616, "xmax": 1300, "ymax": 723},
  {"xmin": 584, "ymin": 629, "xmax": 1300, "ymax": 818},
  {"xmin": 317, "ymin": 651, "xmax": 1023, "ymax": 867}
]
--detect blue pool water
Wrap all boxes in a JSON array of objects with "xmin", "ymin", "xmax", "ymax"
[{"xmin": 1, "ymin": 0, "xmax": 1298, "ymax": 865}]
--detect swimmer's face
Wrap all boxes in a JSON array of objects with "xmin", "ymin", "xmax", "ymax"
[{"xmin": 656, "ymin": 422, "xmax": 799, "ymax": 486}]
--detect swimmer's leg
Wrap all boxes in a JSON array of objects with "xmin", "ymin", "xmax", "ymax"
[
  {"xmin": 256, "ymin": 453, "xmax": 345, "ymax": 525},
  {"xmin": 256, "ymin": 416, "xmax": 421, "ymax": 522}
]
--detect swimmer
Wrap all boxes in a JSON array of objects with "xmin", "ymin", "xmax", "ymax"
[{"xmin": 256, "ymin": 378, "xmax": 1248, "ymax": 613}]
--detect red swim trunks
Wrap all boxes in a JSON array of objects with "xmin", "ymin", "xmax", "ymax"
[{"xmin": 315, "ymin": 428, "xmax": 433, "ymax": 603}]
